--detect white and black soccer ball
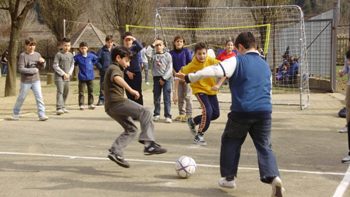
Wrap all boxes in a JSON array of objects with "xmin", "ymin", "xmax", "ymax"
[{"xmin": 175, "ymin": 156, "xmax": 196, "ymax": 178}]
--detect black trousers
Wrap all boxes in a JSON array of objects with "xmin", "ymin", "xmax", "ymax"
[{"xmin": 124, "ymin": 71, "xmax": 143, "ymax": 105}]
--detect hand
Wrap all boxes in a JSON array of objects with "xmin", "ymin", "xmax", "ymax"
[
  {"xmin": 132, "ymin": 89, "xmax": 140, "ymax": 100},
  {"xmin": 38, "ymin": 57, "xmax": 45, "ymax": 63},
  {"xmin": 33, "ymin": 68, "xmax": 39, "ymax": 73},
  {"xmin": 159, "ymin": 78, "xmax": 165, "ymax": 86},
  {"xmin": 172, "ymin": 93, "xmax": 178, "ymax": 104},
  {"xmin": 125, "ymin": 35, "xmax": 136, "ymax": 42},
  {"xmin": 126, "ymin": 71, "xmax": 135, "ymax": 80},
  {"xmin": 63, "ymin": 73, "xmax": 69, "ymax": 80},
  {"xmin": 339, "ymin": 70, "xmax": 344, "ymax": 77},
  {"xmin": 175, "ymin": 72, "xmax": 185, "ymax": 80},
  {"xmin": 211, "ymin": 85, "xmax": 220, "ymax": 91}
]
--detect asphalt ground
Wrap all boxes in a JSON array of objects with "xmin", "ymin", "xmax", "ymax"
[{"xmin": 0, "ymin": 77, "xmax": 349, "ymax": 197}]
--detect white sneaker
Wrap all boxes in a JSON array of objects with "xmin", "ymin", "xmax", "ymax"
[
  {"xmin": 56, "ymin": 109, "xmax": 64, "ymax": 115},
  {"xmin": 271, "ymin": 177, "xmax": 285, "ymax": 197},
  {"xmin": 10, "ymin": 114, "xmax": 20, "ymax": 121},
  {"xmin": 88, "ymin": 104, "xmax": 96, "ymax": 110},
  {"xmin": 153, "ymin": 115, "xmax": 160, "ymax": 122},
  {"xmin": 165, "ymin": 117, "xmax": 172, "ymax": 123},
  {"xmin": 342, "ymin": 155, "xmax": 350, "ymax": 163},
  {"xmin": 63, "ymin": 108, "xmax": 69, "ymax": 113},
  {"xmin": 218, "ymin": 177, "xmax": 236, "ymax": 189},
  {"xmin": 338, "ymin": 126, "xmax": 348, "ymax": 133},
  {"xmin": 39, "ymin": 115, "xmax": 49, "ymax": 121},
  {"xmin": 79, "ymin": 105, "xmax": 85, "ymax": 110}
]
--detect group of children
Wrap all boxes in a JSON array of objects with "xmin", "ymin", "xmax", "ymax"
[{"xmin": 9, "ymin": 32, "xmax": 284, "ymax": 196}]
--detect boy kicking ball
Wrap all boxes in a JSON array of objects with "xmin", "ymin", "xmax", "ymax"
[{"xmin": 104, "ymin": 46, "xmax": 167, "ymax": 168}]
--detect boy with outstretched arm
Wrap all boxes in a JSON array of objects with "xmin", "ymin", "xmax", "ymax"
[
  {"xmin": 176, "ymin": 32, "xmax": 284, "ymax": 197},
  {"xmin": 104, "ymin": 46, "xmax": 167, "ymax": 168}
]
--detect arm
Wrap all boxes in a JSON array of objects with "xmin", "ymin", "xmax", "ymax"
[
  {"xmin": 173, "ymin": 77, "xmax": 179, "ymax": 104},
  {"xmin": 131, "ymin": 40, "xmax": 143, "ymax": 54},
  {"xmin": 162, "ymin": 53, "xmax": 173, "ymax": 80},
  {"xmin": 178, "ymin": 56, "xmax": 237, "ymax": 83},
  {"xmin": 17, "ymin": 54, "xmax": 38, "ymax": 75},
  {"xmin": 95, "ymin": 49, "xmax": 103, "ymax": 70},
  {"xmin": 113, "ymin": 75, "xmax": 140, "ymax": 99},
  {"xmin": 68, "ymin": 57, "xmax": 75, "ymax": 76},
  {"xmin": 52, "ymin": 53, "xmax": 66, "ymax": 76}
]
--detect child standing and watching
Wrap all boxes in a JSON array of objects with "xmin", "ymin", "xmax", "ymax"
[
  {"xmin": 339, "ymin": 49, "xmax": 350, "ymax": 163},
  {"xmin": 151, "ymin": 38, "xmax": 173, "ymax": 123},
  {"xmin": 74, "ymin": 42, "xmax": 98, "ymax": 110},
  {"xmin": 11, "ymin": 37, "xmax": 48, "ymax": 121},
  {"xmin": 104, "ymin": 46, "xmax": 167, "ymax": 168},
  {"xmin": 170, "ymin": 35, "xmax": 193, "ymax": 122},
  {"xmin": 180, "ymin": 42, "xmax": 220, "ymax": 145},
  {"xmin": 52, "ymin": 37, "xmax": 74, "ymax": 115}
]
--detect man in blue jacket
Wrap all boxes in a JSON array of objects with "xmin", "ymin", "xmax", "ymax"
[
  {"xmin": 122, "ymin": 32, "xmax": 144, "ymax": 105},
  {"xmin": 96, "ymin": 35, "xmax": 114, "ymax": 106}
]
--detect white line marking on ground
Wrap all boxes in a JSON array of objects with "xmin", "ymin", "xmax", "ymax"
[
  {"xmin": 0, "ymin": 151, "xmax": 345, "ymax": 176},
  {"xmin": 332, "ymin": 165, "xmax": 350, "ymax": 197}
]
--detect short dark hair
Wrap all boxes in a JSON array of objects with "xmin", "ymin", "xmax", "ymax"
[
  {"xmin": 346, "ymin": 50, "xmax": 350, "ymax": 59},
  {"xmin": 105, "ymin": 35, "xmax": 113, "ymax": 42},
  {"xmin": 122, "ymin": 32, "xmax": 133, "ymax": 40},
  {"xmin": 79, "ymin": 42, "xmax": 88, "ymax": 48},
  {"xmin": 194, "ymin": 42, "xmax": 207, "ymax": 52},
  {"xmin": 234, "ymin": 32, "xmax": 256, "ymax": 50},
  {"xmin": 62, "ymin": 37, "xmax": 71, "ymax": 43},
  {"xmin": 25, "ymin": 37, "xmax": 36, "ymax": 45},
  {"xmin": 111, "ymin": 46, "xmax": 132, "ymax": 61}
]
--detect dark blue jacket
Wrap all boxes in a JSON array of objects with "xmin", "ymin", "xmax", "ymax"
[
  {"xmin": 96, "ymin": 45, "xmax": 112, "ymax": 73},
  {"xmin": 74, "ymin": 52, "xmax": 98, "ymax": 81},
  {"xmin": 170, "ymin": 48, "xmax": 193, "ymax": 73},
  {"xmin": 125, "ymin": 40, "xmax": 143, "ymax": 73}
]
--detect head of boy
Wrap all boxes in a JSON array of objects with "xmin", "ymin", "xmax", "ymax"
[
  {"xmin": 25, "ymin": 37, "xmax": 37, "ymax": 54},
  {"xmin": 122, "ymin": 32, "xmax": 134, "ymax": 49},
  {"xmin": 234, "ymin": 32, "xmax": 256, "ymax": 54},
  {"xmin": 111, "ymin": 46, "xmax": 132, "ymax": 69},
  {"xmin": 173, "ymin": 35, "xmax": 185, "ymax": 50},
  {"xmin": 61, "ymin": 37, "xmax": 71, "ymax": 53},
  {"xmin": 79, "ymin": 42, "xmax": 88, "ymax": 55},
  {"xmin": 225, "ymin": 40, "xmax": 234, "ymax": 52},
  {"xmin": 105, "ymin": 35, "xmax": 114, "ymax": 49},
  {"xmin": 154, "ymin": 38, "xmax": 165, "ymax": 54},
  {"xmin": 194, "ymin": 42, "xmax": 208, "ymax": 63}
]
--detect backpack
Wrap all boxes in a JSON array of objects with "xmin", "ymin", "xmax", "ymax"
[{"xmin": 338, "ymin": 107, "xmax": 347, "ymax": 118}]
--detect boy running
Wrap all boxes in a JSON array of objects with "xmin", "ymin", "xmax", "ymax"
[
  {"xmin": 105, "ymin": 46, "xmax": 167, "ymax": 168},
  {"xmin": 180, "ymin": 42, "xmax": 221, "ymax": 145}
]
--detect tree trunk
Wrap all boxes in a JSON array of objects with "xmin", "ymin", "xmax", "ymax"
[{"xmin": 5, "ymin": 25, "xmax": 21, "ymax": 96}]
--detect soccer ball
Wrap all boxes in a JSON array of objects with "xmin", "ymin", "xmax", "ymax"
[{"xmin": 175, "ymin": 156, "xmax": 196, "ymax": 178}]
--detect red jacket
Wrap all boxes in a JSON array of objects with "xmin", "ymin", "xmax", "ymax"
[{"xmin": 217, "ymin": 50, "xmax": 236, "ymax": 61}]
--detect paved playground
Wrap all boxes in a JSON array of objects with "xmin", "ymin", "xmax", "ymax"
[{"xmin": 0, "ymin": 78, "xmax": 349, "ymax": 197}]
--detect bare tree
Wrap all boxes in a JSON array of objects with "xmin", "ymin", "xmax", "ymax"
[
  {"xmin": 103, "ymin": 0, "xmax": 154, "ymax": 42},
  {"xmin": 0, "ymin": 0, "xmax": 36, "ymax": 96},
  {"xmin": 37, "ymin": 0, "xmax": 85, "ymax": 41}
]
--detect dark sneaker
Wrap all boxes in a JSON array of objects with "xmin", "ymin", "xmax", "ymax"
[
  {"xmin": 108, "ymin": 152, "xmax": 130, "ymax": 168},
  {"xmin": 187, "ymin": 118, "xmax": 197, "ymax": 136},
  {"xmin": 342, "ymin": 155, "xmax": 350, "ymax": 163},
  {"xmin": 144, "ymin": 142, "xmax": 167, "ymax": 155},
  {"xmin": 194, "ymin": 134, "xmax": 207, "ymax": 146}
]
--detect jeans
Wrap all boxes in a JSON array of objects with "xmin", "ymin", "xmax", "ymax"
[
  {"xmin": 55, "ymin": 80, "xmax": 69, "ymax": 110},
  {"xmin": 78, "ymin": 80, "xmax": 94, "ymax": 106},
  {"xmin": 98, "ymin": 70, "xmax": 105, "ymax": 102},
  {"xmin": 153, "ymin": 76, "xmax": 172, "ymax": 118},
  {"xmin": 1, "ymin": 63, "xmax": 8, "ymax": 75},
  {"xmin": 13, "ymin": 81, "xmax": 46, "ymax": 118},
  {"xmin": 220, "ymin": 115, "xmax": 280, "ymax": 183}
]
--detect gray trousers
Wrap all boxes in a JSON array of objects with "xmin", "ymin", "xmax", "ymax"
[
  {"xmin": 177, "ymin": 80, "xmax": 192, "ymax": 116},
  {"xmin": 55, "ymin": 80, "xmax": 69, "ymax": 110},
  {"xmin": 106, "ymin": 99, "xmax": 155, "ymax": 156}
]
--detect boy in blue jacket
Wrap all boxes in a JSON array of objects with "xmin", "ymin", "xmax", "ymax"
[{"xmin": 74, "ymin": 42, "xmax": 98, "ymax": 110}]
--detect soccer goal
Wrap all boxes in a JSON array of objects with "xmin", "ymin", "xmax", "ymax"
[{"xmin": 127, "ymin": 6, "xmax": 310, "ymax": 109}]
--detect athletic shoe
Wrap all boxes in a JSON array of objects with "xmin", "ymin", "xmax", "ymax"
[
  {"xmin": 63, "ymin": 108, "xmax": 69, "ymax": 113},
  {"xmin": 96, "ymin": 100, "xmax": 104, "ymax": 106},
  {"xmin": 165, "ymin": 117, "xmax": 172, "ymax": 123},
  {"xmin": 108, "ymin": 152, "xmax": 130, "ymax": 168},
  {"xmin": 144, "ymin": 142, "xmax": 167, "ymax": 155},
  {"xmin": 56, "ymin": 109, "xmax": 64, "ymax": 115},
  {"xmin": 39, "ymin": 115, "xmax": 49, "ymax": 121},
  {"xmin": 341, "ymin": 155, "xmax": 350, "ymax": 163},
  {"xmin": 10, "ymin": 114, "xmax": 20, "ymax": 121},
  {"xmin": 218, "ymin": 177, "xmax": 236, "ymax": 189},
  {"xmin": 88, "ymin": 104, "xmax": 96, "ymax": 110},
  {"xmin": 153, "ymin": 115, "xmax": 160, "ymax": 122},
  {"xmin": 194, "ymin": 134, "xmax": 207, "ymax": 146},
  {"xmin": 79, "ymin": 105, "xmax": 85, "ymax": 110},
  {"xmin": 271, "ymin": 177, "xmax": 285, "ymax": 197},
  {"xmin": 338, "ymin": 126, "xmax": 348, "ymax": 133},
  {"xmin": 187, "ymin": 118, "xmax": 197, "ymax": 136}
]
